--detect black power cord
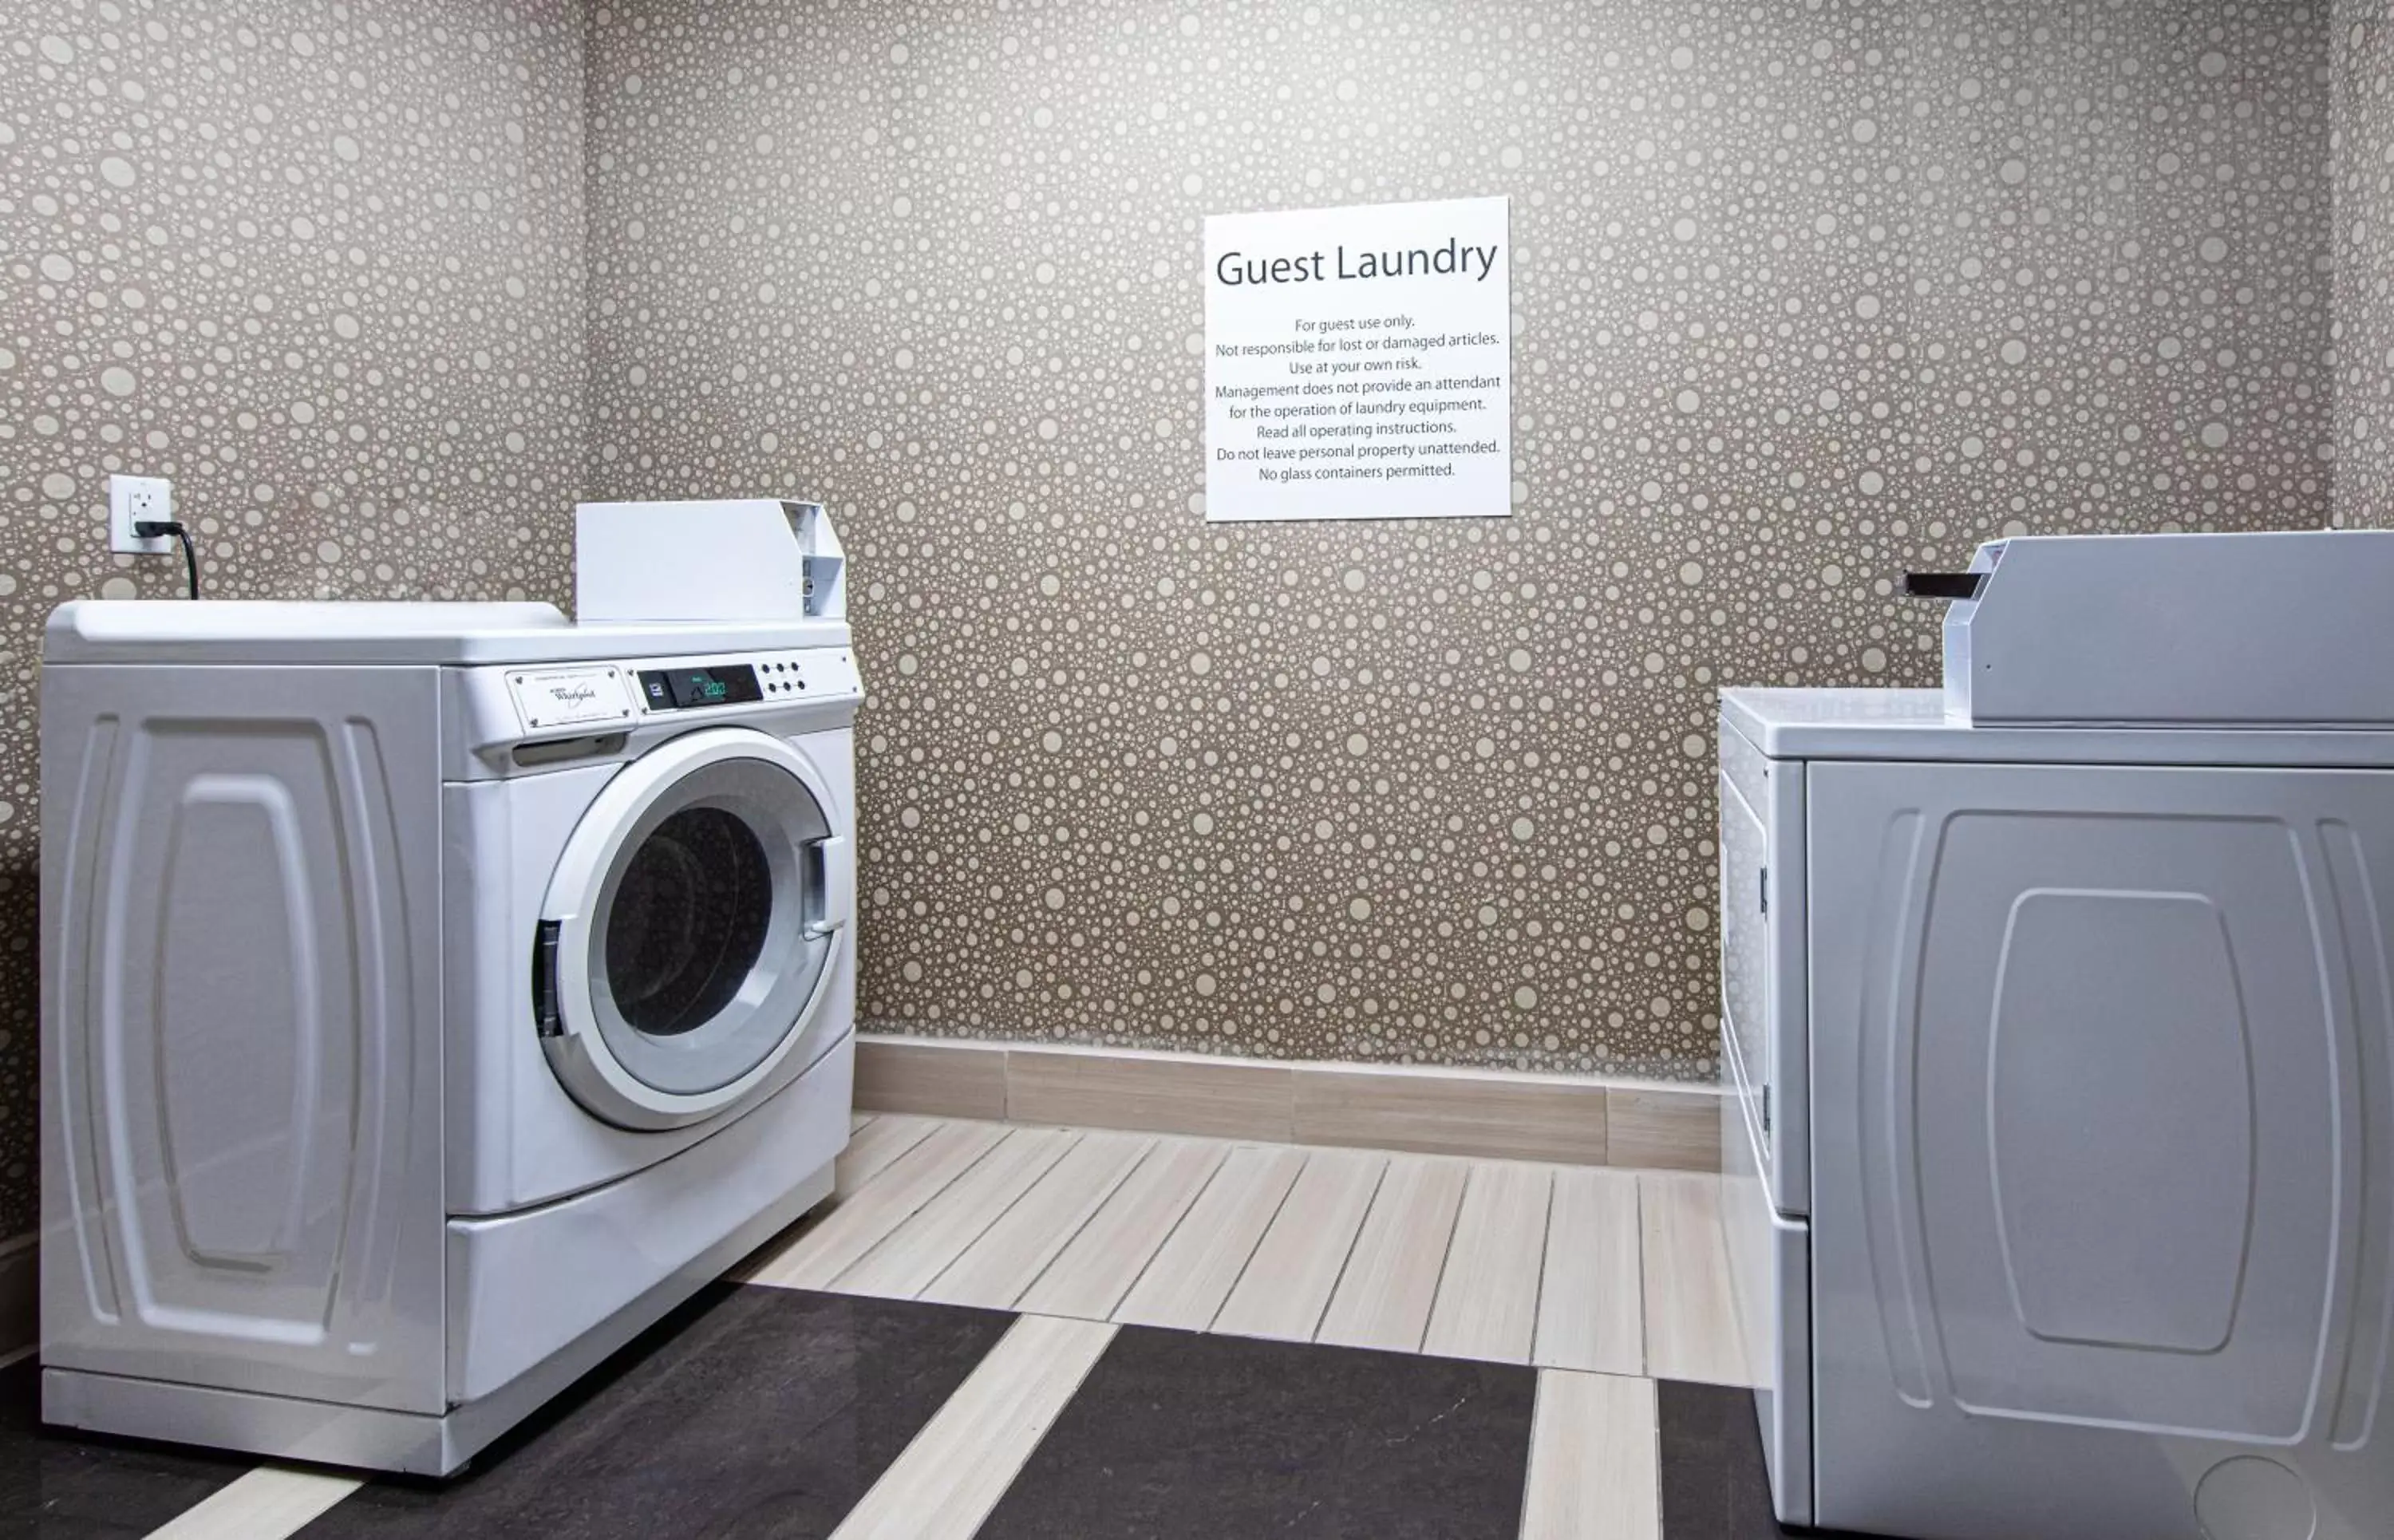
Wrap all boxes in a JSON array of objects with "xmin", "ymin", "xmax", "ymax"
[{"xmin": 132, "ymin": 519, "xmax": 200, "ymax": 600}]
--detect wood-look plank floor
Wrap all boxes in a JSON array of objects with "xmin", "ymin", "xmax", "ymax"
[
  {"xmin": 1638, "ymin": 1171, "xmax": 1746, "ymax": 1386},
  {"xmin": 834, "ymin": 1127, "xmax": 1079, "ymax": 1299},
  {"xmin": 1520, "ymin": 1370, "xmax": 1661, "ymax": 1540},
  {"xmin": 132, "ymin": 1113, "xmax": 1711, "ymax": 1540},
  {"xmin": 922, "ymin": 1131, "xmax": 1152, "ymax": 1309},
  {"xmin": 1210, "ymin": 1147, "xmax": 1385, "ymax": 1341},
  {"xmin": 826, "ymin": 1314, "xmax": 1117, "ymax": 1540},
  {"xmin": 1109, "ymin": 1143, "xmax": 1306, "ymax": 1332},
  {"xmin": 143, "ymin": 1468, "xmax": 361, "ymax": 1540},
  {"xmin": 1535, "ymin": 1167, "xmax": 1646, "ymax": 1376},
  {"xmin": 1013, "ymin": 1138, "xmax": 1227, "ymax": 1321},
  {"xmin": 743, "ymin": 1115, "xmax": 1743, "ymax": 1387},
  {"xmin": 1423, "ymin": 1161, "xmax": 1552, "ymax": 1364},
  {"xmin": 1314, "ymin": 1155, "xmax": 1469, "ymax": 1353}
]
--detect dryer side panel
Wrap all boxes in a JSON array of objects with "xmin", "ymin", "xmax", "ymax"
[
  {"xmin": 1719, "ymin": 710, "xmax": 1808, "ymax": 1214},
  {"xmin": 41, "ymin": 665, "xmax": 447, "ymax": 1416},
  {"xmin": 1807, "ymin": 760, "xmax": 2394, "ymax": 1540}
]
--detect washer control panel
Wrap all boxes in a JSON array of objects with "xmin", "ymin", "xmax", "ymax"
[
  {"xmin": 636, "ymin": 663, "xmax": 763, "ymax": 712},
  {"xmin": 627, "ymin": 649, "xmax": 859, "ymax": 715},
  {"xmin": 470, "ymin": 646, "xmax": 861, "ymax": 774}
]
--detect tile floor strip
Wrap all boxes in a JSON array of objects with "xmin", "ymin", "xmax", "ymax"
[
  {"xmin": 1424, "ymin": 1162, "xmax": 1555, "ymax": 1364},
  {"xmin": 974, "ymin": 1325, "xmax": 1538, "ymax": 1540},
  {"xmin": 1519, "ymin": 1370, "xmax": 1661, "ymax": 1540},
  {"xmin": 749, "ymin": 1120, "xmax": 1007, "ymax": 1289},
  {"xmin": 921, "ymin": 1131, "xmax": 1153, "ymax": 1309},
  {"xmin": 144, "ymin": 1468, "xmax": 362, "ymax": 1540},
  {"xmin": 1638, "ymin": 1175, "xmax": 1746, "ymax": 1386},
  {"xmin": 298, "ymin": 1286, "xmax": 1013, "ymax": 1538},
  {"xmin": 826, "ymin": 1314, "xmax": 1116, "ymax": 1540},
  {"xmin": 1015, "ymin": 1137, "xmax": 1229, "ymax": 1321},
  {"xmin": 1535, "ymin": 1167, "xmax": 1647, "ymax": 1376},
  {"xmin": 1314, "ymin": 1155, "xmax": 1471, "ymax": 1353},
  {"xmin": 833, "ymin": 1127, "xmax": 1079, "ymax": 1299},
  {"xmin": 1111, "ymin": 1143, "xmax": 1306, "ymax": 1331},
  {"xmin": 1210, "ymin": 1147, "xmax": 1387, "ymax": 1341}
]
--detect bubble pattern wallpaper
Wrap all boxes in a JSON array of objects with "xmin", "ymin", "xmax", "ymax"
[
  {"xmin": 0, "ymin": 0, "xmax": 2385, "ymax": 1244},
  {"xmin": 2339, "ymin": 0, "xmax": 2394, "ymax": 523},
  {"xmin": 0, "ymin": 0, "xmax": 586, "ymax": 1236},
  {"xmin": 583, "ymin": 0, "xmax": 2337, "ymax": 1077}
]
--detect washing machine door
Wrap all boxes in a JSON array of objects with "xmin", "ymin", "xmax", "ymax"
[{"xmin": 535, "ymin": 727, "xmax": 851, "ymax": 1131}]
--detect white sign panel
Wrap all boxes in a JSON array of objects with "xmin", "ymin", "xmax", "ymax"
[{"xmin": 1204, "ymin": 195, "xmax": 1511, "ymax": 523}]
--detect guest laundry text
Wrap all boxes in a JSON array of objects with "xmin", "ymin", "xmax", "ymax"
[{"xmin": 1214, "ymin": 238, "xmax": 1502, "ymax": 286}]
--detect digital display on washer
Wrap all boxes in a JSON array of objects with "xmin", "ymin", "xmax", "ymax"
[{"xmin": 638, "ymin": 665, "xmax": 763, "ymax": 711}]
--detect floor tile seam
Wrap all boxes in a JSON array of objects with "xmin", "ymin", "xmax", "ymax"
[
  {"xmin": 1099, "ymin": 1141, "xmax": 1242, "ymax": 1325},
  {"xmin": 991, "ymin": 1137, "xmax": 1165, "ymax": 1312},
  {"xmin": 1196, "ymin": 1148, "xmax": 1315, "ymax": 1334},
  {"xmin": 820, "ymin": 1125, "xmax": 1026, "ymax": 1293}
]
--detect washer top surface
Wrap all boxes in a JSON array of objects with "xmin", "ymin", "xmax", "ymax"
[
  {"xmin": 1724, "ymin": 687, "xmax": 2394, "ymax": 768},
  {"xmin": 45, "ymin": 599, "xmax": 850, "ymax": 665}
]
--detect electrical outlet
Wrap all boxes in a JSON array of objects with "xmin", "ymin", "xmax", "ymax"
[{"xmin": 109, "ymin": 474, "xmax": 175, "ymax": 555}]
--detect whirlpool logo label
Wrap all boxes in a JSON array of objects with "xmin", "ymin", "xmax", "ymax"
[{"xmin": 517, "ymin": 673, "xmax": 621, "ymax": 724}]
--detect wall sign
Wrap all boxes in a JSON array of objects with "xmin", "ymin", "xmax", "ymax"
[{"xmin": 1204, "ymin": 195, "xmax": 1511, "ymax": 523}]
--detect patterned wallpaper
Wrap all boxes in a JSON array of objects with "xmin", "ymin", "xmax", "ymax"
[
  {"xmin": 0, "ymin": 0, "xmax": 586, "ymax": 1235},
  {"xmin": 2339, "ymin": 0, "xmax": 2394, "ymax": 525},
  {"xmin": 0, "ymin": 0, "xmax": 2376, "ymax": 1239},
  {"xmin": 583, "ymin": 1, "xmax": 2337, "ymax": 1079}
]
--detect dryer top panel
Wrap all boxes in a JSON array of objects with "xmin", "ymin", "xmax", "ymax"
[
  {"xmin": 1724, "ymin": 687, "xmax": 2394, "ymax": 768},
  {"xmin": 44, "ymin": 600, "xmax": 851, "ymax": 666},
  {"xmin": 1910, "ymin": 531, "xmax": 2394, "ymax": 729}
]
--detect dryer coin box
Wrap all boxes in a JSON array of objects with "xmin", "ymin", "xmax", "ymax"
[
  {"xmin": 1905, "ymin": 529, "xmax": 2394, "ymax": 727},
  {"xmin": 575, "ymin": 498, "xmax": 847, "ymax": 624}
]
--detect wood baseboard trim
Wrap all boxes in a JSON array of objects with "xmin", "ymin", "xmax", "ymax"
[{"xmin": 853, "ymin": 1033, "xmax": 1721, "ymax": 1173}]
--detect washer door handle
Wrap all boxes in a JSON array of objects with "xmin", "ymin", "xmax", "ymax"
[
  {"xmin": 805, "ymin": 835, "xmax": 852, "ymax": 939},
  {"xmin": 532, "ymin": 920, "xmax": 567, "ymax": 1038}
]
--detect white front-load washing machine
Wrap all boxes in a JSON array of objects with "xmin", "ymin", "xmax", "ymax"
[{"xmin": 38, "ymin": 599, "xmax": 863, "ymax": 1474}]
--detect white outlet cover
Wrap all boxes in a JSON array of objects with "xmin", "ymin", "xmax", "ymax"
[{"xmin": 109, "ymin": 473, "xmax": 174, "ymax": 555}]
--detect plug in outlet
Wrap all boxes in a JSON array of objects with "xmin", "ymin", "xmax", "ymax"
[{"xmin": 109, "ymin": 474, "xmax": 175, "ymax": 555}]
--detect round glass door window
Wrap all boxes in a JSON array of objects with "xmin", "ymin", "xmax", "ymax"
[
  {"xmin": 606, "ymin": 805, "xmax": 774, "ymax": 1037},
  {"xmin": 539, "ymin": 729, "xmax": 846, "ymax": 1129}
]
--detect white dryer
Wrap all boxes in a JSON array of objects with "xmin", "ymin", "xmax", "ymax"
[
  {"xmin": 38, "ymin": 600, "xmax": 863, "ymax": 1475},
  {"xmin": 1719, "ymin": 533, "xmax": 2394, "ymax": 1540}
]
